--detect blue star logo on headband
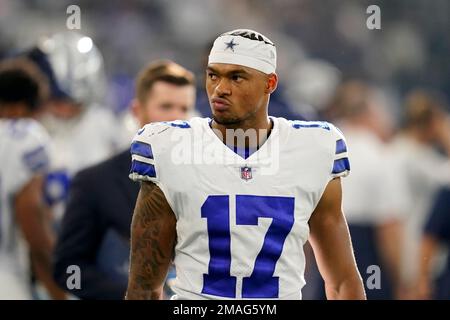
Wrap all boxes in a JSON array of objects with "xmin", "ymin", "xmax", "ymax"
[{"xmin": 224, "ymin": 38, "xmax": 238, "ymax": 52}]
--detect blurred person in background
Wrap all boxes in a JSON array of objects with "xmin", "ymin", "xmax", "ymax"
[
  {"xmin": 0, "ymin": 59, "xmax": 65, "ymax": 299},
  {"xmin": 305, "ymin": 80, "xmax": 406, "ymax": 299},
  {"xmin": 416, "ymin": 186, "xmax": 450, "ymax": 299},
  {"xmin": 53, "ymin": 60, "xmax": 196, "ymax": 299},
  {"xmin": 389, "ymin": 89, "xmax": 450, "ymax": 298},
  {"xmin": 23, "ymin": 32, "xmax": 122, "ymax": 225}
]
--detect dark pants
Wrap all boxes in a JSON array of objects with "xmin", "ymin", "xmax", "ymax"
[{"xmin": 434, "ymin": 256, "xmax": 450, "ymax": 299}]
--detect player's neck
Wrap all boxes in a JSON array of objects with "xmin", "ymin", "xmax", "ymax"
[{"xmin": 210, "ymin": 116, "xmax": 273, "ymax": 149}]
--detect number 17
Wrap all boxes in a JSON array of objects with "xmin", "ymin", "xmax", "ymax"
[{"xmin": 201, "ymin": 195, "xmax": 295, "ymax": 298}]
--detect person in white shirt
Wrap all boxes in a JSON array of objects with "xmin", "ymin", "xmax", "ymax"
[
  {"xmin": 24, "ymin": 32, "xmax": 122, "ymax": 224},
  {"xmin": 389, "ymin": 89, "xmax": 450, "ymax": 297},
  {"xmin": 0, "ymin": 59, "xmax": 66, "ymax": 299}
]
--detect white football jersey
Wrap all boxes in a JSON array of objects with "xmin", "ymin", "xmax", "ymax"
[
  {"xmin": 41, "ymin": 107, "xmax": 120, "ymax": 221},
  {"xmin": 0, "ymin": 118, "xmax": 51, "ymax": 299},
  {"xmin": 129, "ymin": 117, "xmax": 350, "ymax": 300}
]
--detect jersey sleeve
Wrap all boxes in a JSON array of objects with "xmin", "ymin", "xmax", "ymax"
[
  {"xmin": 328, "ymin": 123, "xmax": 350, "ymax": 180},
  {"xmin": 128, "ymin": 123, "xmax": 164, "ymax": 183},
  {"xmin": 10, "ymin": 120, "xmax": 51, "ymax": 194}
]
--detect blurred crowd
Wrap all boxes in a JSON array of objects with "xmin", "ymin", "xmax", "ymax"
[{"xmin": 0, "ymin": 0, "xmax": 450, "ymax": 300}]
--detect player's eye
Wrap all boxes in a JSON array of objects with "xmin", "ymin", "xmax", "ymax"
[
  {"xmin": 231, "ymin": 74, "xmax": 243, "ymax": 82},
  {"xmin": 207, "ymin": 72, "xmax": 218, "ymax": 81}
]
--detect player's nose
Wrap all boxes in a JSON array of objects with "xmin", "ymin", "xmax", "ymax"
[{"xmin": 215, "ymin": 78, "xmax": 231, "ymax": 96}]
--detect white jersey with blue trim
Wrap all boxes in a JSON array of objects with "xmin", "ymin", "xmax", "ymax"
[
  {"xmin": 129, "ymin": 117, "xmax": 350, "ymax": 300},
  {"xmin": 0, "ymin": 118, "xmax": 51, "ymax": 299},
  {"xmin": 42, "ymin": 107, "xmax": 120, "ymax": 222}
]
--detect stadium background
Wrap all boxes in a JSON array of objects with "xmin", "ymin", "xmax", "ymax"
[{"xmin": 2, "ymin": 0, "xmax": 449, "ymax": 115}]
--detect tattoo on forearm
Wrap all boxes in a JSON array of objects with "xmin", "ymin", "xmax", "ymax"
[{"xmin": 126, "ymin": 182, "xmax": 176, "ymax": 300}]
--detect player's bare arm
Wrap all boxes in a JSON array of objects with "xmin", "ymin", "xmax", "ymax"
[
  {"xmin": 308, "ymin": 177, "xmax": 366, "ymax": 300},
  {"xmin": 15, "ymin": 175, "xmax": 67, "ymax": 300},
  {"xmin": 126, "ymin": 181, "xmax": 177, "ymax": 300}
]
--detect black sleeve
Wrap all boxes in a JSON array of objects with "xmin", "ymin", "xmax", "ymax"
[
  {"xmin": 424, "ymin": 187, "xmax": 450, "ymax": 242},
  {"xmin": 52, "ymin": 169, "xmax": 127, "ymax": 300}
]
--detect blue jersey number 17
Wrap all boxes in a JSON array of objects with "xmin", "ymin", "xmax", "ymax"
[{"xmin": 201, "ymin": 195, "xmax": 295, "ymax": 298}]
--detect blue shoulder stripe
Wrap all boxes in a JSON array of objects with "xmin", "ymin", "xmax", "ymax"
[
  {"xmin": 332, "ymin": 158, "xmax": 350, "ymax": 174},
  {"xmin": 130, "ymin": 160, "xmax": 156, "ymax": 178},
  {"xmin": 161, "ymin": 120, "xmax": 191, "ymax": 128},
  {"xmin": 335, "ymin": 139, "xmax": 347, "ymax": 154},
  {"xmin": 290, "ymin": 121, "xmax": 330, "ymax": 131},
  {"xmin": 130, "ymin": 141, "xmax": 153, "ymax": 159},
  {"xmin": 23, "ymin": 145, "xmax": 49, "ymax": 172}
]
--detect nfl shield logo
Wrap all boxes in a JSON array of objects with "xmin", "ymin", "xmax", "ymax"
[{"xmin": 240, "ymin": 166, "xmax": 252, "ymax": 181}]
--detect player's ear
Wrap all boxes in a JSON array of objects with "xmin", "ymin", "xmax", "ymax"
[{"xmin": 266, "ymin": 73, "xmax": 278, "ymax": 94}]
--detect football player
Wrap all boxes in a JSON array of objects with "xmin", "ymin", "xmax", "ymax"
[
  {"xmin": 126, "ymin": 29, "xmax": 366, "ymax": 300},
  {"xmin": 0, "ymin": 60, "xmax": 65, "ymax": 299},
  {"xmin": 24, "ymin": 32, "xmax": 121, "ymax": 223}
]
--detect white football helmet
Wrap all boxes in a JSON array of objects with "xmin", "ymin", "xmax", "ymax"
[{"xmin": 37, "ymin": 31, "xmax": 106, "ymax": 107}]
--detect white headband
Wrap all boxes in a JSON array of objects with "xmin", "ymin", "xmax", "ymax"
[{"xmin": 208, "ymin": 29, "xmax": 277, "ymax": 74}]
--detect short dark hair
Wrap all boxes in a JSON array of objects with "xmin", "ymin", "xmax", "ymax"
[
  {"xmin": 0, "ymin": 58, "xmax": 49, "ymax": 111},
  {"xmin": 135, "ymin": 60, "xmax": 195, "ymax": 103}
]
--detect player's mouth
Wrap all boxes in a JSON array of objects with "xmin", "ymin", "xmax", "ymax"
[{"xmin": 211, "ymin": 97, "xmax": 231, "ymax": 111}]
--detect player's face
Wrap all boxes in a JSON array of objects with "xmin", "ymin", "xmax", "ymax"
[
  {"xmin": 139, "ymin": 81, "xmax": 195, "ymax": 125},
  {"xmin": 206, "ymin": 63, "xmax": 270, "ymax": 126}
]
